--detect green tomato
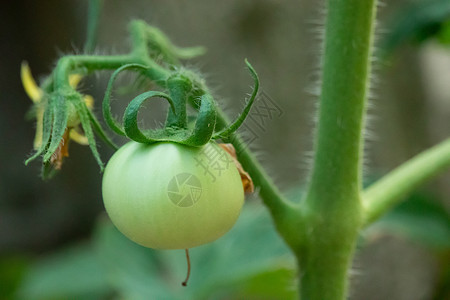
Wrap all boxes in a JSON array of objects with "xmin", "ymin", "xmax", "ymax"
[{"xmin": 102, "ymin": 141, "xmax": 244, "ymax": 249}]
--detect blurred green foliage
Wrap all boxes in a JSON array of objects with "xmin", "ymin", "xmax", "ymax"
[
  {"xmin": 0, "ymin": 256, "xmax": 30, "ymax": 299},
  {"xmin": 368, "ymin": 193, "xmax": 450, "ymax": 250},
  {"xmin": 382, "ymin": 0, "xmax": 450, "ymax": 54},
  {"xmin": 365, "ymin": 192, "xmax": 450, "ymax": 300},
  {"xmin": 14, "ymin": 203, "xmax": 297, "ymax": 300},
  {"xmin": 10, "ymin": 190, "xmax": 449, "ymax": 299},
  {"xmin": 438, "ymin": 20, "xmax": 450, "ymax": 44}
]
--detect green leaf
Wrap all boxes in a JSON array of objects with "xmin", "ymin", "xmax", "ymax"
[
  {"xmin": 367, "ymin": 192, "xmax": 450, "ymax": 250},
  {"xmin": 219, "ymin": 267, "xmax": 297, "ymax": 300},
  {"xmin": 381, "ymin": 0, "xmax": 450, "ymax": 54},
  {"xmin": 15, "ymin": 244, "xmax": 110, "ymax": 300},
  {"xmin": 437, "ymin": 19, "xmax": 450, "ymax": 44},
  {"xmin": 0, "ymin": 255, "xmax": 30, "ymax": 298}
]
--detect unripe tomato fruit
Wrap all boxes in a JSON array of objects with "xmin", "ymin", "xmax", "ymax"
[{"xmin": 102, "ymin": 141, "xmax": 244, "ymax": 249}]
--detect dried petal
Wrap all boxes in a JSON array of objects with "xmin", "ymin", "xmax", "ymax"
[
  {"xmin": 69, "ymin": 128, "xmax": 89, "ymax": 145},
  {"xmin": 83, "ymin": 95, "xmax": 94, "ymax": 109},
  {"xmin": 21, "ymin": 61, "xmax": 43, "ymax": 103},
  {"xmin": 69, "ymin": 74, "xmax": 83, "ymax": 88},
  {"xmin": 50, "ymin": 129, "xmax": 70, "ymax": 170},
  {"xmin": 219, "ymin": 143, "xmax": 254, "ymax": 194}
]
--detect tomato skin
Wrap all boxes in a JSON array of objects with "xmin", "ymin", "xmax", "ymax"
[{"xmin": 102, "ymin": 141, "xmax": 244, "ymax": 249}]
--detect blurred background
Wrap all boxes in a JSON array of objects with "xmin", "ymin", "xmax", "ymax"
[{"xmin": 0, "ymin": 0, "xmax": 449, "ymax": 299}]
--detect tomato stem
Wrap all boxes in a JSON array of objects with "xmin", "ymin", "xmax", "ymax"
[
  {"xmin": 182, "ymin": 248, "xmax": 191, "ymax": 287},
  {"xmin": 166, "ymin": 75, "xmax": 190, "ymax": 129}
]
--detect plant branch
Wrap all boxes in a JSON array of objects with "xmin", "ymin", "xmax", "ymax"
[
  {"xmin": 53, "ymin": 54, "xmax": 170, "ymax": 91},
  {"xmin": 54, "ymin": 20, "xmax": 172, "ymax": 91},
  {"xmin": 84, "ymin": 0, "xmax": 103, "ymax": 53},
  {"xmin": 363, "ymin": 138, "xmax": 450, "ymax": 225}
]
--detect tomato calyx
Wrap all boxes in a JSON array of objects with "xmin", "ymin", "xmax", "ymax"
[{"xmin": 102, "ymin": 60, "xmax": 259, "ymax": 148}]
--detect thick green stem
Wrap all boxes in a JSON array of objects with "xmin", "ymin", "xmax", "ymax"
[
  {"xmin": 300, "ymin": 0, "xmax": 377, "ymax": 299},
  {"xmin": 363, "ymin": 138, "xmax": 450, "ymax": 225},
  {"xmin": 307, "ymin": 0, "xmax": 376, "ymax": 206}
]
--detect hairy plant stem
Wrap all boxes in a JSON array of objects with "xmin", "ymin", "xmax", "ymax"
[
  {"xmin": 215, "ymin": 111, "xmax": 302, "ymax": 249},
  {"xmin": 363, "ymin": 138, "xmax": 450, "ymax": 225},
  {"xmin": 299, "ymin": 0, "xmax": 377, "ymax": 299},
  {"xmin": 53, "ymin": 54, "xmax": 169, "ymax": 91}
]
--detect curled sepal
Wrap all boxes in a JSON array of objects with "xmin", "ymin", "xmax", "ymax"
[
  {"xmin": 25, "ymin": 97, "xmax": 54, "ymax": 165},
  {"xmin": 86, "ymin": 109, "xmax": 119, "ymax": 151},
  {"xmin": 41, "ymin": 161, "xmax": 58, "ymax": 180},
  {"xmin": 102, "ymin": 63, "xmax": 151, "ymax": 136},
  {"xmin": 123, "ymin": 91, "xmax": 177, "ymax": 143},
  {"xmin": 212, "ymin": 59, "xmax": 259, "ymax": 139},
  {"xmin": 42, "ymin": 92, "xmax": 69, "ymax": 163},
  {"xmin": 72, "ymin": 98, "xmax": 105, "ymax": 171},
  {"xmin": 123, "ymin": 91, "xmax": 216, "ymax": 147},
  {"xmin": 183, "ymin": 94, "xmax": 216, "ymax": 146}
]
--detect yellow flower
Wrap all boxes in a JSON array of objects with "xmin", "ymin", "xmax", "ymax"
[{"xmin": 21, "ymin": 61, "xmax": 93, "ymax": 169}]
